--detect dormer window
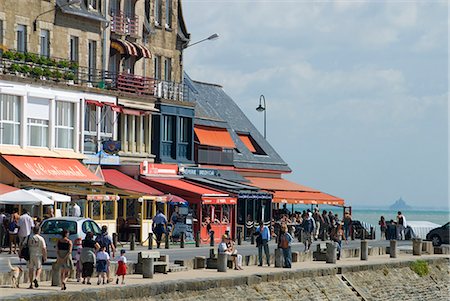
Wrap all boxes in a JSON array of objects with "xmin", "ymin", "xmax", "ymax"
[{"xmin": 237, "ymin": 133, "xmax": 266, "ymax": 155}]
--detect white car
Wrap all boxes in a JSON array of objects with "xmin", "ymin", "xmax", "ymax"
[{"xmin": 40, "ymin": 217, "xmax": 101, "ymax": 258}]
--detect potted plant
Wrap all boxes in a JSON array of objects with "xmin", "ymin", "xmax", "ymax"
[
  {"xmin": 57, "ymin": 60, "xmax": 70, "ymax": 69},
  {"xmin": 14, "ymin": 52, "xmax": 25, "ymax": 62},
  {"xmin": 19, "ymin": 64, "xmax": 31, "ymax": 75},
  {"xmin": 43, "ymin": 67, "xmax": 52, "ymax": 79},
  {"xmin": 63, "ymin": 71, "xmax": 76, "ymax": 84},
  {"xmin": 9, "ymin": 63, "xmax": 21, "ymax": 75},
  {"xmin": 53, "ymin": 70, "xmax": 63, "ymax": 81},
  {"xmin": 2, "ymin": 50, "xmax": 15, "ymax": 60},
  {"xmin": 31, "ymin": 66, "xmax": 43, "ymax": 78}
]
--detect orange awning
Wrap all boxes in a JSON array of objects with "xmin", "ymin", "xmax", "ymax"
[
  {"xmin": 2, "ymin": 155, "xmax": 102, "ymax": 182},
  {"xmin": 238, "ymin": 134, "xmax": 256, "ymax": 153},
  {"xmin": 194, "ymin": 125, "xmax": 236, "ymax": 149},
  {"xmin": 273, "ymin": 191, "xmax": 344, "ymax": 206}
]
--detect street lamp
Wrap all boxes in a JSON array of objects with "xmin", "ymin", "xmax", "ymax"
[
  {"xmin": 256, "ymin": 94, "xmax": 266, "ymax": 139},
  {"xmin": 184, "ymin": 33, "xmax": 219, "ymax": 49},
  {"xmin": 33, "ymin": 0, "xmax": 81, "ymax": 31}
]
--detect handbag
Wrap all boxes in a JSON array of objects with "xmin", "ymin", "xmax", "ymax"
[{"xmin": 20, "ymin": 236, "xmax": 30, "ymax": 261}]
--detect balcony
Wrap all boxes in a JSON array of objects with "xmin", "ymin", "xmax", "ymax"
[
  {"xmin": 0, "ymin": 50, "xmax": 191, "ymax": 102},
  {"xmin": 196, "ymin": 147, "xmax": 234, "ymax": 166},
  {"xmin": 110, "ymin": 12, "xmax": 139, "ymax": 37}
]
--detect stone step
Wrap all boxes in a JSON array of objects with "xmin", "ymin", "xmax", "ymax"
[{"xmin": 168, "ymin": 263, "xmax": 188, "ymax": 273}]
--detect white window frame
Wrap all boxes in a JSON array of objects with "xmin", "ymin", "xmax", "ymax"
[
  {"xmin": 27, "ymin": 118, "xmax": 49, "ymax": 148},
  {"xmin": 16, "ymin": 24, "xmax": 27, "ymax": 53},
  {"xmin": 0, "ymin": 94, "xmax": 21, "ymax": 145},
  {"xmin": 55, "ymin": 101, "xmax": 74, "ymax": 149},
  {"xmin": 40, "ymin": 29, "xmax": 50, "ymax": 57}
]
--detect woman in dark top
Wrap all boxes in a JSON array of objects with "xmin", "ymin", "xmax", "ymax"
[
  {"xmin": 80, "ymin": 232, "xmax": 99, "ymax": 284},
  {"xmin": 57, "ymin": 229, "xmax": 73, "ymax": 290}
]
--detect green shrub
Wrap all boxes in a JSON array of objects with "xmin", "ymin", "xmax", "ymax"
[
  {"xmin": 25, "ymin": 53, "xmax": 39, "ymax": 63},
  {"xmin": 31, "ymin": 67, "xmax": 43, "ymax": 78},
  {"xmin": 53, "ymin": 70, "xmax": 63, "ymax": 80},
  {"xmin": 63, "ymin": 72, "xmax": 75, "ymax": 80},
  {"xmin": 2, "ymin": 50, "xmax": 15, "ymax": 60},
  {"xmin": 47, "ymin": 59, "xmax": 57, "ymax": 67},
  {"xmin": 9, "ymin": 63, "xmax": 21, "ymax": 73},
  {"xmin": 19, "ymin": 65, "xmax": 31, "ymax": 74},
  {"xmin": 57, "ymin": 60, "xmax": 70, "ymax": 68},
  {"xmin": 14, "ymin": 52, "xmax": 25, "ymax": 61},
  {"xmin": 69, "ymin": 61, "xmax": 79, "ymax": 70},
  {"xmin": 43, "ymin": 68, "xmax": 53, "ymax": 78},
  {"xmin": 38, "ymin": 56, "xmax": 49, "ymax": 65},
  {"xmin": 410, "ymin": 260, "xmax": 430, "ymax": 277}
]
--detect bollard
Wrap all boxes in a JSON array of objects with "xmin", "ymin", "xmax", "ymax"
[
  {"xmin": 326, "ymin": 242, "xmax": 337, "ymax": 264},
  {"xmin": 142, "ymin": 258, "xmax": 154, "ymax": 279},
  {"xmin": 112, "ymin": 233, "xmax": 118, "ymax": 248},
  {"xmin": 210, "ymin": 231, "xmax": 215, "ymax": 247},
  {"xmin": 360, "ymin": 240, "xmax": 368, "ymax": 260},
  {"xmin": 130, "ymin": 233, "xmax": 136, "ymax": 251},
  {"xmin": 413, "ymin": 238, "xmax": 422, "ymax": 256},
  {"xmin": 195, "ymin": 231, "xmax": 200, "ymax": 247},
  {"xmin": 180, "ymin": 232, "xmax": 185, "ymax": 248},
  {"xmin": 250, "ymin": 233, "xmax": 255, "ymax": 245},
  {"xmin": 51, "ymin": 262, "xmax": 60, "ymax": 286},
  {"xmin": 390, "ymin": 240, "xmax": 397, "ymax": 258},
  {"xmin": 148, "ymin": 233, "xmax": 153, "ymax": 250},
  {"xmin": 237, "ymin": 227, "xmax": 242, "ymax": 245},
  {"xmin": 165, "ymin": 233, "xmax": 170, "ymax": 249},
  {"xmin": 274, "ymin": 248, "xmax": 283, "ymax": 268},
  {"xmin": 209, "ymin": 248, "xmax": 216, "ymax": 259},
  {"xmin": 217, "ymin": 253, "xmax": 228, "ymax": 272}
]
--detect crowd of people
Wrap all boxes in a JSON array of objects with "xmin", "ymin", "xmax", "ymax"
[{"xmin": 378, "ymin": 211, "xmax": 407, "ymax": 240}]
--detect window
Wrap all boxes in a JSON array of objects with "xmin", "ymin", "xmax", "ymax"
[
  {"xmin": 27, "ymin": 97, "xmax": 49, "ymax": 147},
  {"xmin": 82, "ymin": 221, "xmax": 101, "ymax": 235},
  {"xmin": 164, "ymin": 57, "xmax": 171, "ymax": 81},
  {"xmin": 179, "ymin": 117, "xmax": 189, "ymax": 143},
  {"xmin": 110, "ymin": 0, "xmax": 120, "ymax": 14},
  {"xmin": 86, "ymin": 0, "xmax": 98, "ymax": 10},
  {"xmin": 154, "ymin": 55, "xmax": 161, "ymax": 79},
  {"xmin": 162, "ymin": 115, "xmax": 173, "ymax": 142},
  {"xmin": 155, "ymin": 0, "xmax": 162, "ymax": 25},
  {"xmin": 55, "ymin": 101, "xmax": 74, "ymax": 149},
  {"xmin": 84, "ymin": 103, "xmax": 97, "ymax": 133},
  {"xmin": 70, "ymin": 36, "xmax": 79, "ymax": 63},
  {"xmin": 0, "ymin": 94, "xmax": 20, "ymax": 145},
  {"xmin": 40, "ymin": 29, "xmax": 50, "ymax": 57},
  {"xmin": 165, "ymin": 0, "xmax": 172, "ymax": 28},
  {"xmin": 100, "ymin": 105, "xmax": 113, "ymax": 137},
  {"xmin": 237, "ymin": 133, "xmax": 266, "ymax": 155},
  {"xmin": 88, "ymin": 40, "xmax": 97, "ymax": 82},
  {"xmin": 16, "ymin": 24, "xmax": 27, "ymax": 53},
  {"xmin": 41, "ymin": 220, "xmax": 77, "ymax": 235}
]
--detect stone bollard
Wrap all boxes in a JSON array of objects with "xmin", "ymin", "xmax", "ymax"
[
  {"xmin": 360, "ymin": 240, "xmax": 368, "ymax": 261},
  {"xmin": 195, "ymin": 231, "xmax": 200, "ymax": 247},
  {"xmin": 291, "ymin": 251, "xmax": 300, "ymax": 263},
  {"xmin": 274, "ymin": 248, "xmax": 283, "ymax": 267},
  {"xmin": 51, "ymin": 262, "xmax": 60, "ymax": 286},
  {"xmin": 180, "ymin": 232, "xmax": 185, "ymax": 248},
  {"xmin": 148, "ymin": 233, "xmax": 153, "ymax": 250},
  {"xmin": 413, "ymin": 238, "xmax": 422, "ymax": 256},
  {"xmin": 217, "ymin": 253, "xmax": 228, "ymax": 272},
  {"xmin": 210, "ymin": 231, "xmax": 215, "ymax": 247},
  {"xmin": 165, "ymin": 233, "xmax": 170, "ymax": 249},
  {"xmin": 112, "ymin": 233, "xmax": 118, "ymax": 248},
  {"xmin": 209, "ymin": 248, "xmax": 216, "ymax": 258},
  {"xmin": 326, "ymin": 242, "xmax": 337, "ymax": 264},
  {"xmin": 142, "ymin": 258, "xmax": 154, "ymax": 279},
  {"xmin": 390, "ymin": 240, "xmax": 397, "ymax": 258},
  {"xmin": 130, "ymin": 233, "xmax": 136, "ymax": 251}
]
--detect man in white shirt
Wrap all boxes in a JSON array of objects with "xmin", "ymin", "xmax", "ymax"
[
  {"xmin": 27, "ymin": 226, "xmax": 47, "ymax": 289},
  {"xmin": 69, "ymin": 201, "xmax": 81, "ymax": 217},
  {"xmin": 18, "ymin": 209, "xmax": 34, "ymax": 246}
]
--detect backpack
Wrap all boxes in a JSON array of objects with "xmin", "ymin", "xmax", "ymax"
[
  {"xmin": 280, "ymin": 234, "xmax": 289, "ymax": 249},
  {"xmin": 96, "ymin": 234, "xmax": 111, "ymax": 253},
  {"xmin": 8, "ymin": 220, "xmax": 17, "ymax": 232}
]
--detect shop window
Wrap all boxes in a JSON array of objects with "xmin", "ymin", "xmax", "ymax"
[
  {"xmin": 0, "ymin": 94, "xmax": 20, "ymax": 145},
  {"xmin": 55, "ymin": 101, "xmax": 75, "ymax": 149},
  {"xmin": 40, "ymin": 29, "xmax": 50, "ymax": 57},
  {"xmin": 16, "ymin": 24, "xmax": 27, "ymax": 53},
  {"xmin": 102, "ymin": 201, "xmax": 115, "ymax": 220}
]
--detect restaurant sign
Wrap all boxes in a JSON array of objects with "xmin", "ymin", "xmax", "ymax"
[
  {"xmin": 202, "ymin": 197, "xmax": 237, "ymax": 205},
  {"xmin": 180, "ymin": 167, "xmax": 219, "ymax": 177},
  {"xmin": 140, "ymin": 161, "xmax": 178, "ymax": 176}
]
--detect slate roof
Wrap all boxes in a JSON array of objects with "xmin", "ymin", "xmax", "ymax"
[{"xmin": 185, "ymin": 74, "xmax": 291, "ymax": 173}]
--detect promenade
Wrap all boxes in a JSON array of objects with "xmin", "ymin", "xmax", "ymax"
[{"xmin": 0, "ymin": 253, "xmax": 448, "ymax": 301}]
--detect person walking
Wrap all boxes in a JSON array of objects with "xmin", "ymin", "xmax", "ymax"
[
  {"xmin": 27, "ymin": 226, "xmax": 47, "ymax": 289},
  {"xmin": 152, "ymin": 210, "xmax": 168, "ymax": 248},
  {"xmin": 81, "ymin": 231, "xmax": 99, "ymax": 285},
  {"xmin": 57, "ymin": 229, "xmax": 73, "ymax": 290},
  {"xmin": 396, "ymin": 211, "xmax": 407, "ymax": 240},
  {"xmin": 0, "ymin": 208, "xmax": 6, "ymax": 252},
  {"xmin": 68, "ymin": 200, "xmax": 81, "ymax": 217},
  {"xmin": 321, "ymin": 210, "xmax": 330, "ymax": 240},
  {"xmin": 278, "ymin": 224, "xmax": 293, "ymax": 268},
  {"xmin": 255, "ymin": 221, "xmax": 271, "ymax": 267},
  {"xmin": 18, "ymin": 209, "xmax": 34, "ymax": 247},
  {"xmin": 95, "ymin": 225, "xmax": 115, "ymax": 282},
  {"xmin": 343, "ymin": 212, "xmax": 352, "ymax": 241},
  {"xmin": 302, "ymin": 213, "xmax": 315, "ymax": 251},
  {"xmin": 115, "ymin": 249, "xmax": 128, "ymax": 284},
  {"xmin": 312, "ymin": 208, "xmax": 323, "ymax": 241},
  {"xmin": 379, "ymin": 216, "xmax": 387, "ymax": 240},
  {"xmin": 96, "ymin": 246, "xmax": 110, "ymax": 285},
  {"xmin": 330, "ymin": 222, "xmax": 345, "ymax": 260}
]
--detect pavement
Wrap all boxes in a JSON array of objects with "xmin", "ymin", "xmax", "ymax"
[
  {"xmin": 0, "ymin": 238, "xmax": 413, "ymax": 272},
  {"xmin": 0, "ymin": 252, "xmax": 448, "ymax": 300}
]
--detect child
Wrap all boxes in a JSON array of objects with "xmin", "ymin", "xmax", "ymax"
[
  {"xmin": 75, "ymin": 247, "xmax": 82, "ymax": 282},
  {"xmin": 115, "ymin": 249, "xmax": 127, "ymax": 285},
  {"xmin": 96, "ymin": 246, "xmax": 109, "ymax": 285}
]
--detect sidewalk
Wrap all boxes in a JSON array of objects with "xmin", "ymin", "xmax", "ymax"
[{"xmin": 0, "ymin": 253, "xmax": 448, "ymax": 300}]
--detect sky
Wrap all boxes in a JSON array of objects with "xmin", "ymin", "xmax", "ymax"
[{"xmin": 182, "ymin": 1, "xmax": 448, "ymax": 210}]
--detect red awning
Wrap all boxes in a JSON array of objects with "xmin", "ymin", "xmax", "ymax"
[
  {"xmin": 273, "ymin": 191, "xmax": 344, "ymax": 206},
  {"xmin": 141, "ymin": 177, "xmax": 237, "ymax": 205},
  {"xmin": 0, "ymin": 183, "xmax": 19, "ymax": 194},
  {"xmin": 102, "ymin": 169, "xmax": 163, "ymax": 196},
  {"xmin": 85, "ymin": 99, "xmax": 104, "ymax": 107},
  {"xmin": 194, "ymin": 125, "xmax": 236, "ymax": 149},
  {"xmin": 2, "ymin": 155, "xmax": 102, "ymax": 182}
]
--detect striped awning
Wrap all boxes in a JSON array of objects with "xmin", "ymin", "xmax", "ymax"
[{"xmin": 111, "ymin": 39, "xmax": 151, "ymax": 58}]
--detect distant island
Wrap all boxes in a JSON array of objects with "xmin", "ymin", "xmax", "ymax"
[{"xmin": 389, "ymin": 197, "xmax": 412, "ymax": 210}]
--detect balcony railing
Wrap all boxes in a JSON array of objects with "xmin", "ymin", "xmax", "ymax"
[
  {"xmin": 197, "ymin": 148, "xmax": 234, "ymax": 166},
  {"xmin": 110, "ymin": 12, "xmax": 139, "ymax": 37},
  {"xmin": 0, "ymin": 50, "xmax": 191, "ymax": 102}
]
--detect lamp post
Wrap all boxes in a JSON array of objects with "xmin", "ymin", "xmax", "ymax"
[
  {"xmin": 256, "ymin": 95, "xmax": 266, "ymax": 139},
  {"xmin": 33, "ymin": 0, "xmax": 81, "ymax": 31},
  {"xmin": 184, "ymin": 33, "xmax": 219, "ymax": 49}
]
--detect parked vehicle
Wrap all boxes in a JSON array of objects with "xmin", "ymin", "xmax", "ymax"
[
  {"xmin": 426, "ymin": 222, "xmax": 449, "ymax": 246},
  {"xmin": 40, "ymin": 217, "xmax": 101, "ymax": 258}
]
